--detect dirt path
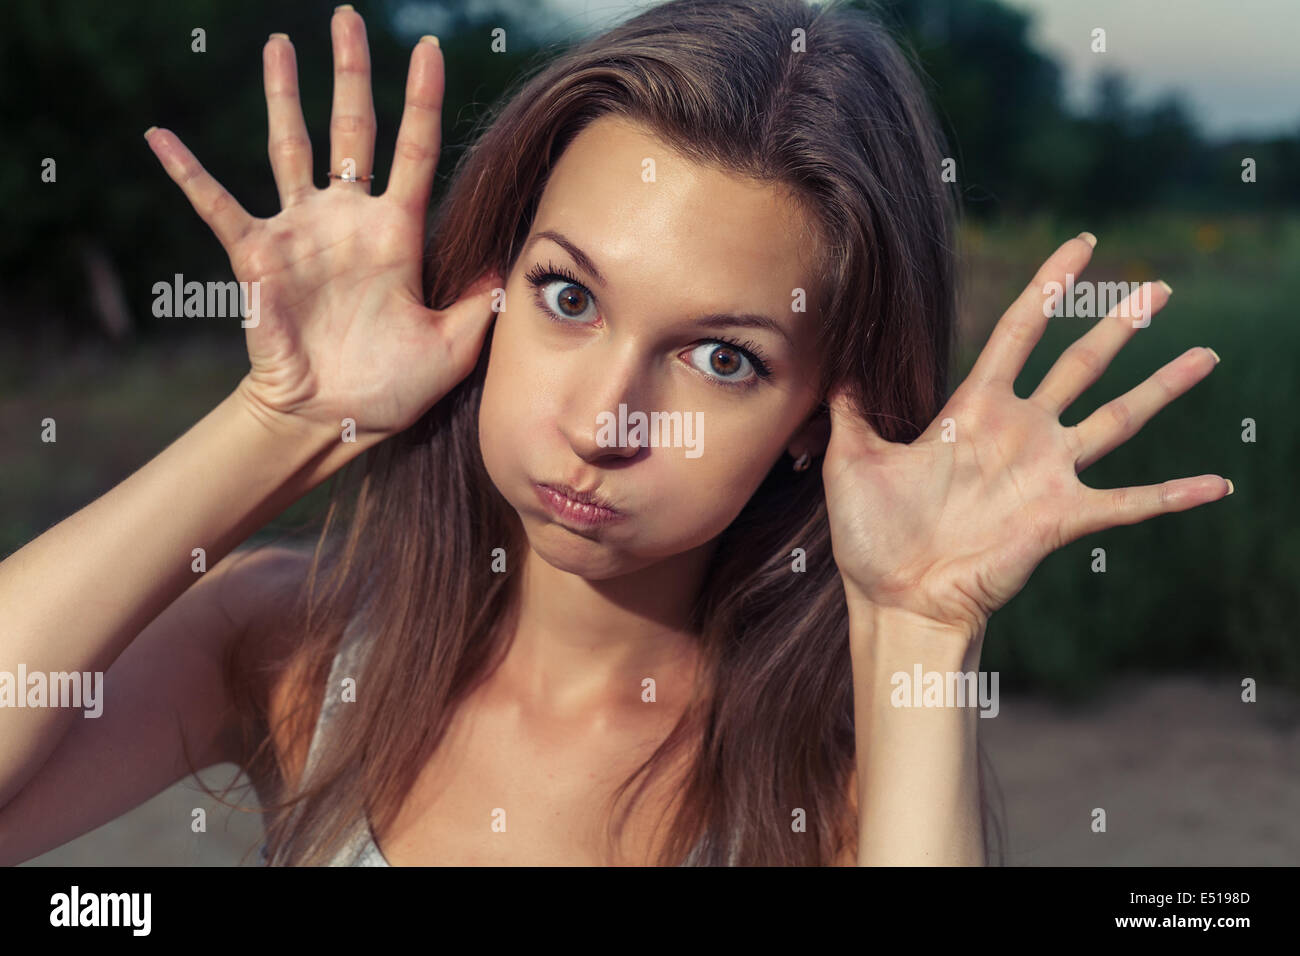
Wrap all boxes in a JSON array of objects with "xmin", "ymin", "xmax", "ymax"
[{"xmin": 979, "ymin": 675, "xmax": 1300, "ymax": 865}]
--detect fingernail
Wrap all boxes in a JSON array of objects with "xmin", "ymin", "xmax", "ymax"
[
  {"xmin": 269, "ymin": 32, "xmax": 289, "ymax": 41},
  {"xmin": 1078, "ymin": 231, "xmax": 1097, "ymax": 248},
  {"xmin": 143, "ymin": 126, "xmax": 158, "ymax": 139},
  {"xmin": 419, "ymin": 34, "xmax": 440, "ymax": 47},
  {"xmin": 1206, "ymin": 347, "xmax": 1221, "ymax": 364},
  {"xmin": 1158, "ymin": 279, "xmax": 1173, "ymax": 295},
  {"xmin": 1225, "ymin": 478, "xmax": 1234, "ymax": 496},
  {"xmin": 335, "ymin": 4, "xmax": 354, "ymax": 12}
]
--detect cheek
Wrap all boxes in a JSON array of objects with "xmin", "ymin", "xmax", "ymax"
[
  {"xmin": 478, "ymin": 321, "xmax": 528, "ymax": 480},
  {"xmin": 636, "ymin": 442, "xmax": 778, "ymax": 540},
  {"xmin": 478, "ymin": 306, "xmax": 559, "ymax": 482},
  {"xmin": 484, "ymin": 291, "xmax": 556, "ymax": 400}
]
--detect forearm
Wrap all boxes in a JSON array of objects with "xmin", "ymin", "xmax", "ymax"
[
  {"xmin": 848, "ymin": 595, "xmax": 987, "ymax": 866},
  {"xmin": 0, "ymin": 382, "xmax": 361, "ymax": 804}
]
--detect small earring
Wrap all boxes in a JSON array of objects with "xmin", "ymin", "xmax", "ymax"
[{"xmin": 792, "ymin": 452, "xmax": 811, "ymax": 472}]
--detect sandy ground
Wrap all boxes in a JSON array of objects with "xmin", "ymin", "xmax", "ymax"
[{"xmin": 20, "ymin": 675, "xmax": 1300, "ymax": 866}]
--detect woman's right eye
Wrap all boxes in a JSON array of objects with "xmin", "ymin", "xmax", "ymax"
[
  {"xmin": 536, "ymin": 278, "xmax": 599, "ymax": 324},
  {"xmin": 524, "ymin": 263, "xmax": 600, "ymax": 325}
]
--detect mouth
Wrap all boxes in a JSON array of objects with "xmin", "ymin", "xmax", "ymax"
[{"xmin": 534, "ymin": 481, "xmax": 625, "ymax": 529}]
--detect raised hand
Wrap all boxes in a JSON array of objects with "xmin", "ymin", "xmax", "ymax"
[
  {"xmin": 145, "ymin": 9, "xmax": 501, "ymax": 442},
  {"xmin": 824, "ymin": 233, "xmax": 1229, "ymax": 639}
]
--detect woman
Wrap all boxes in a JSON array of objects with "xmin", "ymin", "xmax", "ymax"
[{"xmin": 0, "ymin": 0, "xmax": 1227, "ymax": 866}]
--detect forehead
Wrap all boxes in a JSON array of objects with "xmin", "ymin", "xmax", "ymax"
[{"xmin": 531, "ymin": 115, "xmax": 820, "ymax": 317}]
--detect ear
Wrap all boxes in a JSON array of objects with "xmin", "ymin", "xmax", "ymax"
[{"xmin": 786, "ymin": 401, "xmax": 832, "ymax": 463}]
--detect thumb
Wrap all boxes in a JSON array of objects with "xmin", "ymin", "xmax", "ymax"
[
  {"xmin": 436, "ymin": 270, "xmax": 505, "ymax": 370},
  {"xmin": 438, "ymin": 269, "xmax": 504, "ymax": 331},
  {"xmin": 826, "ymin": 385, "xmax": 888, "ymax": 453}
]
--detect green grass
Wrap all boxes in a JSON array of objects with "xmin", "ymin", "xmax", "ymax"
[
  {"xmin": 0, "ymin": 335, "xmax": 331, "ymax": 559},
  {"xmin": 961, "ymin": 214, "xmax": 1300, "ymax": 698}
]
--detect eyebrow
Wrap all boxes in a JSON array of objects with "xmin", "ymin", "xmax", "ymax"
[{"xmin": 524, "ymin": 229, "xmax": 796, "ymax": 349}]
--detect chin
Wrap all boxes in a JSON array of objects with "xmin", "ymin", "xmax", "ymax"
[
  {"xmin": 518, "ymin": 515, "xmax": 656, "ymax": 580},
  {"xmin": 526, "ymin": 533, "xmax": 634, "ymax": 579}
]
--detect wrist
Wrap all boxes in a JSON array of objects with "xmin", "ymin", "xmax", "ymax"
[
  {"xmin": 226, "ymin": 380, "xmax": 382, "ymax": 502},
  {"xmin": 845, "ymin": 593, "xmax": 985, "ymax": 671},
  {"xmin": 232, "ymin": 375, "xmax": 380, "ymax": 460}
]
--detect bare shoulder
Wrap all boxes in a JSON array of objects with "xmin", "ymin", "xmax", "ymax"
[
  {"xmin": 209, "ymin": 544, "xmax": 314, "ymax": 630},
  {"xmin": 216, "ymin": 544, "xmax": 320, "ymax": 801},
  {"xmin": 0, "ymin": 542, "xmax": 316, "ymax": 864}
]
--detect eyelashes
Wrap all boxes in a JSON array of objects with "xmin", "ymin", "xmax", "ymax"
[
  {"xmin": 522, "ymin": 261, "xmax": 774, "ymax": 388},
  {"xmin": 525, "ymin": 262, "xmax": 600, "ymax": 324}
]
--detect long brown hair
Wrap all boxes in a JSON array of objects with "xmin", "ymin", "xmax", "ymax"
[{"xmin": 223, "ymin": 0, "xmax": 1005, "ymax": 866}]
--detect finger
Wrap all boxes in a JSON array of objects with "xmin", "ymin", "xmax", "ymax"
[
  {"xmin": 1028, "ymin": 280, "xmax": 1171, "ymax": 416},
  {"xmin": 432, "ymin": 272, "xmax": 505, "ymax": 370},
  {"xmin": 1070, "ymin": 346, "xmax": 1220, "ymax": 473},
  {"xmin": 967, "ymin": 232, "xmax": 1097, "ymax": 390},
  {"xmin": 145, "ymin": 127, "xmax": 257, "ymax": 251},
  {"xmin": 825, "ymin": 385, "xmax": 889, "ymax": 457},
  {"xmin": 385, "ymin": 36, "xmax": 444, "ymax": 213},
  {"xmin": 328, "ymin": 7, "xmax": 377, "ymax": 194},
  {"xmin": 1067, "ymin": 474, "xmax": 1232, "ymax": 541},
  {"xmin": 263, "ymin": 33, "xmax": 314, "ymax": 207}
]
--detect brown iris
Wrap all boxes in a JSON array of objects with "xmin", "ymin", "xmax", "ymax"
[
  {"xmin": 557, "ymin": 285, "xmax": 589, "ymax": 317},
  {"xmin": 710, "ymin": 347, "xmax": 741, "ymax": 375}
]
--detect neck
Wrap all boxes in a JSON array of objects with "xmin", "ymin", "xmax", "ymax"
[{"xmin": 498, "ymin": 540, "xmax": 715, "ymax": 723}]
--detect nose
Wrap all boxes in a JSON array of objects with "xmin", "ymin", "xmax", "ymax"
[{"xmin": 558, "ymin": 345, "xmax": 654, "ymax": 464}]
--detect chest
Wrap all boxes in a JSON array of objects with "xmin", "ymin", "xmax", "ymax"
[{"xmin": 374, "ymin": 688, "xmax": 697, "ymax": 866}]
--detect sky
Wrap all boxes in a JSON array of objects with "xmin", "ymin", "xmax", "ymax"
[
  {"xmin": 393, "ymin": 0, "xmax": 1299, "ymax": 142},
  {"xmin": 1000, "ymin": 0, "xmax": 1299, "ymax": 140}
]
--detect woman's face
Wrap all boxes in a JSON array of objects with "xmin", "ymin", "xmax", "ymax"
[{"xmin": 479, "ymin": 114, "xmax": 826, "ymax": 579}]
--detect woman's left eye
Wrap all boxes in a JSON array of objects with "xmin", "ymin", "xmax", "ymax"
[{"xmin": 685, "ymin": 342, "xmax": 757, "ymax": 384}]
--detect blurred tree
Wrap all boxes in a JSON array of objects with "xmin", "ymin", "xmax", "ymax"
[
  {"xmin": 869, "ymin": 0, "xmax": 1072, "ymax": 218},
  {"xmin": 1, "ymin": 0, "xmax": 1296, "ymax": 344},
  {"xmin": 0, "ymin": 0, "xmax": 553, "ymax": 344},
  {"xmin": 1079, "ymin": 70, "xmax": 1147, "ymax": 210}
]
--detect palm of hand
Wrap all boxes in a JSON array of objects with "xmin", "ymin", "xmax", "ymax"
[
  {"xmin": 824, "ymin": 234, "xmax": 1228, "ymax": 637},
  {"xmin": 146, "ymin": 12, "xmax": 501, "ymax": 440},
  {"xmin": 227, "ymin": 188, "xmax": 442, "ymax": 433}
]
